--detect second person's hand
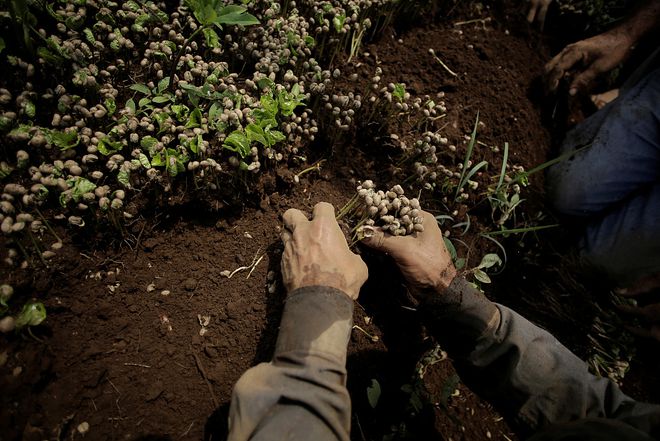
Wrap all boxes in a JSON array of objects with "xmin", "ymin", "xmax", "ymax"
[
  {"xmin": 360, "ymin": 211, "xmax": 457, "ymax": 294},
  {"xmin": 544, "ymin": 29, "xmax": 633, "ymax": 95}
]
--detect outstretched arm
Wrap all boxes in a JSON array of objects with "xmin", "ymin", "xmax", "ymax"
[
  {"xmin": 545, "ymin": 0, "xmax": 660, "ymax": 95},
  {"xmin": 362, "ymin": 211, "xmax": 660, "ymax": 436},
  {"xmin": 228, "ymin": 202, "xmax": 368, "ymax": 441}
]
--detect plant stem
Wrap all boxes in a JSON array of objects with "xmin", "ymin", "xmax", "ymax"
[
  {"xmin": 432, "ymin": 53, "xmax": 458, "ymax": 77},
  {"xmin": 483, "ymin": 224, "xmax": 559, "ymax": 236},
  {"xmin": 169, "ymin": 25, "xmax": 206, "ymax": 88},
  {"xmin": 34, "ymin": 207, "xmax": 61, "ymax": 243},
  {"xmin": 336, "ymin": 193, "xmax": 359, "ymax": 220},
  {"xmin": 295, "ymin": 159, "xmax": 326, "ymax": 178},
  {"xmin": 26, "ymin": 230, "xmax": 47, "ymax": 267}
]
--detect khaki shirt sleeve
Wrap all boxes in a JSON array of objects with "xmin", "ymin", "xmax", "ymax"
[
  {"xmin": 227, "ymin": 286, "xmax": 353, "ymax": 441},
  {"xmin": 422, "ymin": 277, "xmax": 660, "ymax": 437}
]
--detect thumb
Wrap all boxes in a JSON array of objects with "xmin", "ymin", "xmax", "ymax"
[{"xmin": 360, "ymin": 226, "xmax": 407, "ymax": 256}]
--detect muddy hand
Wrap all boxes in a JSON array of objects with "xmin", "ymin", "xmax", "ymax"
[
  {"xmin": 616, "ymin": 273, "xmax": 660, "ymax": 342},
  {"xmin": 281, "ymin": 202, "xmax": 368, "ymax": 300},
  {"xmin": 360, "ymin": 210, "xmax": 456, "ymax": 294},
  {"xmin": 617, "ymin": 303, "xmax": 660, "ymax": 342},
  {"xmin": 526, "ymin": 0, "xmax": 552, "ymax": 30},
  {"xmin": 544, "ymin": 29, "xmax": 633, "ymax": 95}
]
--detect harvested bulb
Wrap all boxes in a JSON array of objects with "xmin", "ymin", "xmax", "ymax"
[{"xmin": 353, "ymin": 180, "xmax": 424, "ymax": 236}]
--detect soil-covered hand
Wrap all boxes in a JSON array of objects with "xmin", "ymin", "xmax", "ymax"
[
  {"xmin": 616, "ymin": 273, "xmax": 660, "ymax": 342},
  {"xmin": 527, "ymin": 0, "xmax": 552, "ymax": 29},
  {"xmin": 544, "ymin": 29, "xmax": 633, "ymax": 95},
  {"xmin": 360, "ymin": 210, "xmax": 456, "ymax": 294},
  {"xmin": 281, "ymin": 202, "xmax": 368, "ymax": 300}
]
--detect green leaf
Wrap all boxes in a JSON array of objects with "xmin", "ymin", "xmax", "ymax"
[
  {"xmin": 138, "ymin": 97, "xmax": 152, "ymax": 108},
  {"xmin": 223, "ymin": 131, "xmax": 251, "ymax": 158},
  {"xmin": 125, "ymin": 1, "xmax": 140, "ymax": 12},
  {"xmin": 138, "ymin": 153, "xmax": 151, "ymax": 168},
  {"xmin": 260, "ymin": 93, "xmax": 278, "ymax": 117},
  {"xmin": 105, "ymin": 98, "xmax": 117, "ymax": 117},
  {"xmin": 473, "ymin": 269, "xmax": 491, "ymax": 284},
  {"xmin": 245, "ymin": 123, "xmax": 267, "ymax": 147},
  {"xmin": 141, "ymin": 136, "xmax": 158, "ymax": 155},
  {"xmin": 267, "ymin": 129, "xmax": 285, "ymax": 144},
  {"xmin": 8, "ymin": 124, "xmax": 31, "ymax": 140},
  {"xmin": 37, "ymin": 47, "xmax": 64, "ymax": 65},
  {"xmin": 50, "ymin": 130, "xmax": 80, "ymax": 150},
  {"xmin": 171, "ymin": 105, "xmax": 189, "ymax": 123},
  {"xmin": 278, "ymin": 86, "xmax": 305, "ymax": 116},
  {"xmin": 333, "ymin": 14, "xmax": 346, "ymax": 33},
  {"xmin": 443, "ymin": 237, "xmax": 457, "ymax": 262},
  {"xmin": 189, "ymin": 1, "xmax": 218, "ymax": 26},
  {"xmin": 117, "ymin": 170, "xmax": 131, "ymax": 187},
  {"xmin": 65, "ymin": 14, "xmax": 85, "ymax": 30},
  {"xmin": 129, "ymin": 83, "xmax": 151, "ymax": 95},
  {"xmin": 15, "ymin": 302, "xmax": 47, "ymax": 328},
  {"xmin": 304, "ymin": 35, "xmax": 315, "ymax": 47},
  {"xmin": 392, "ymin": 83, "xmax": 405, "ymax": 102},
  {"xmin": 455, "ymin": 257, "xmax": 466, "ymax": 270},
  {"xmin": 157, "ymin": 77, "xmax": 170, "ymax": 94},
  {"xmin": 202, "ymin": 27, "xmax": 220, "ymax": 48},
  {"xmin": 125, "ymin": 98, "xmax": 136, "ymax": 114},
  {"xmin": 186, "ymin": 108, "xmax": 202, "ymax": 128},
  {"xmin": 0, "ymin": 37, "xmax": 5, "ymax": 54},
  {"xmin": 477, "ymin": 253, "xmax": 502, "ymax": 270},
  {"xmin": 216, "ymin": 5, "xmax": 260, "ymax": 26},
  {"xmin": 367, "ymin": 379, "xmax": 381, "ymax": 409},
  {"xmin": 82, "ymin": 28, "xmax": 96, "ymax": 44},
  {"xmin": 208, "ymin": 102, "xmax": 222, "ymax": 122},
  {"xmin": 68, "ymin": 177, "xmax": 96, "ymax": 202},
  {"xmin": 152, "ymin": 95, "xmax": 171, "ymax": 104},
  {"xmin": 188, "ymin": 133, "xmax": 202, "ymax": 154},
  {"xmin": 0, "ymin": 116, "xmax": 13, "ymax": 133},
  {"xmin": 25, "ymin": 101, "xmax": 36, "ymax": 118},
  {"xmin": 97, "ymin": 137, "xmax": 122, "ymax": 155},
  {"xmin": 151, "ymin": 152, "xmax": 164, "ymax": 167}
]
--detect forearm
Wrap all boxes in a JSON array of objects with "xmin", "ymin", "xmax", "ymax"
[
  {"xmin": 228, "ymin": 286, "xmax": 353, "ymax": 441},
  {"xmin": 616, "ymin": 0, "xmax": 660, "ymax": 45},
  {"xmin": 421, "ymin": 277, "xmax": 660, "ymax": 435}
]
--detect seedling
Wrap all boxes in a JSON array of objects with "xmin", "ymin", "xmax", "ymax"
[
  {"xmin": 352, "ymin": 324, "xmax": 379, "ymax": 342},
  {"xmin": 455, "ymin": 112, "xmax": 488, "ymax": 201},
  {"xmin": 467, "ymin": 253, "xmax": 502, "ymax": 284},
  {"xmin": 429, "ymin": 48, "xmax": 458, "ymax": 77}
]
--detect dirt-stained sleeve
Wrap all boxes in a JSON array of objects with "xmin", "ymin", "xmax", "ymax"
[
  {"xmin": 422, "ymin": 277, "xmax": 660, "ymax": 437},
  {"xmin": 227, "ymin": 286, "xmax": 353, "ymax": 441}
]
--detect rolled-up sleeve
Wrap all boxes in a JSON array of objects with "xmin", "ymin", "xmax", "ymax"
[{"xmin": 228, "ymin": 286, "xmax": 354, "ymax": 441}]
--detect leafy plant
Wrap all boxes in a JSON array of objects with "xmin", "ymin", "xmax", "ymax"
[
  {"xmin": 222, "ymin": 87, "xmax": 302, "ymax": 162},
  {"xmin": 469, "ymin": 253, "xmax": 502, "ymax": 284},
  {"xmin": 169, "ymin": 1, "xmax": 259, "ymax": 83},
  {"xmin": 130, "ymin": 77, "xmax": 173, "ymax": 108}
]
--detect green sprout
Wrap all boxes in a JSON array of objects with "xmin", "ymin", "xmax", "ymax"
[{"xmin": 15, "ymin": 301, "xmax": 47, "ymax": 329}]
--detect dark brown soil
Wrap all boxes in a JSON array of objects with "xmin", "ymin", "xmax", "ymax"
[{"xmin": 6, "ymin": 7, "xmax": 652, "ymax": 441}]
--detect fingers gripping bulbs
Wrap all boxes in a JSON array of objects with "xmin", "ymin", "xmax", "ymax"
[
  {"xmin": 280, "ymin": 202, "xmax": 368, "ymax": 300},
  {"xmin": 339, "ymin": 180, "xmax": 425, "ymax": 238}
]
